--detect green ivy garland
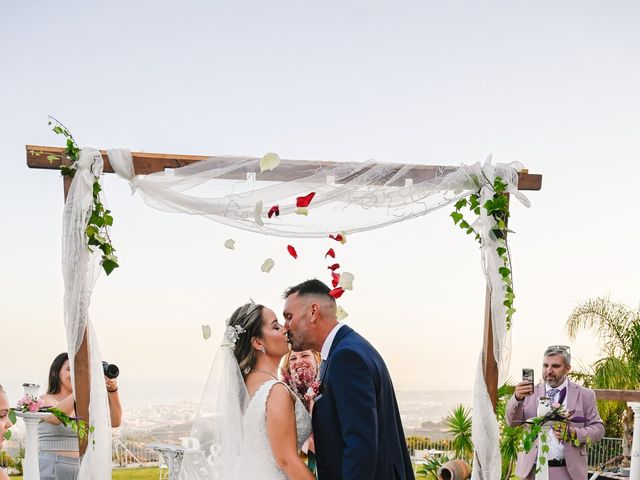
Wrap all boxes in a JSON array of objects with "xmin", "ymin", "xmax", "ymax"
[
  {"xmin": 5, "ymin": 407, "xmax": 94, "ymax": 445},
  {"xmin": 450, "ymin": 175, "xmax": 515, "ymax": 328},
  {"xmin": 48, "ymin": 117, "xmax": 119, "ymax": 275}
]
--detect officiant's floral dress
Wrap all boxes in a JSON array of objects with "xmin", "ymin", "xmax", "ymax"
[{"xmin": 238, "ymin": 380, "xmax": 312, "ymax": 479}]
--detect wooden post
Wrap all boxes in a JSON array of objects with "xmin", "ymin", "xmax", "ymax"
[
  {"xmin": 63, "ymin": 176, "xmax": 91, "ymax": 455},
  {"xmin": 482, "ymin": 285, "xmax": 499, "ymax": 411}
]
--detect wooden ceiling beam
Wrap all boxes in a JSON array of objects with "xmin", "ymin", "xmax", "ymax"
[{"xmin": 26, "ymin": 145, "xmax": 543, "ymax": 190}]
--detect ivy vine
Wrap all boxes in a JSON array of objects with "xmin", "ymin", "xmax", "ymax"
[
  {"xmin": 450, "ymin": 175, "xmax": 515, "ymax": 328},
  {"xmin": 49, "ymin": 117, "xmax": 119, "ymax": 275},
  {"xmin": 49, "ymin": 407, "xmax": 96, "ymax": 445}
]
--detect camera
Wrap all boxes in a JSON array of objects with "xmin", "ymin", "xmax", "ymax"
[{"xmin": 102, "ymin": 361, "xmax": 120, "ymax": 379}]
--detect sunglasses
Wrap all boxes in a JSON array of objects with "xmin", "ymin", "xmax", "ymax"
[{"xmin": 546, "ymin": 345, "xmax": 570, "ymax": 353}]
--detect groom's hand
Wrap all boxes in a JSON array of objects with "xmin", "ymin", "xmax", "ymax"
[{"xmin": 514, "ymin": 381, "xmax": 534, "ymax": 401}]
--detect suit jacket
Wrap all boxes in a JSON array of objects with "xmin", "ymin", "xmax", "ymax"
[
  {"xmin": 505, "ymin": 381, "xmax": 605, "ymax": 480},
  {"xmin": 312, "ymin": 325, "xmax": 414, "ymax": 480}
]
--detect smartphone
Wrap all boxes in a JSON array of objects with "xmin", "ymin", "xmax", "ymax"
[{"xmin": 522, "ymin": 368, "xmax": 534, "ymax": 385}]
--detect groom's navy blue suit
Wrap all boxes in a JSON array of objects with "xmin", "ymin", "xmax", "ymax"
[{"xmin": 312, "ymin": 325, "xmax": 414, "ymax": 480}]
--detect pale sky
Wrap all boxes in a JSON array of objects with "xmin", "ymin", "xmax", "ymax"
[{"xmin": 1, "ymin": 1, "xmax": 638, "ymax": 408}]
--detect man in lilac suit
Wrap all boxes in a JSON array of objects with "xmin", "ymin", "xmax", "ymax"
[{"xmin": 506, "ymin": 345, "xmax": 605, "ymax": 480}]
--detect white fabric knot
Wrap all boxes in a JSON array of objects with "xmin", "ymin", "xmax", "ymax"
[{"xmin": 107, "ymin": 148, "xmax": 137, "ymax": 193}]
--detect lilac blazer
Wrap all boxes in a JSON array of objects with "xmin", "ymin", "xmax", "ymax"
[{"xmin": 505, "ymin": 381, "xmax": 605, "ymax": 480}]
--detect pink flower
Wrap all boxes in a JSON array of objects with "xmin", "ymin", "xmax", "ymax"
[{"xmin": 28, "ymin": 402, "xmax": 39, "ymax": 413}]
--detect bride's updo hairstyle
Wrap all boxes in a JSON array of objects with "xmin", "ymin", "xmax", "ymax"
[{"xmin": 228, "ymin": 302, "xmax": 265, "ymax": 375}]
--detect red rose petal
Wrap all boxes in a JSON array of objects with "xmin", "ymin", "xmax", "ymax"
[
  {"xmin": 287, "ymin": 245, "xmax": 298, "ymax": 259},
  {"xmin": 327, "ymin": 263, "xmax": 340, "ymax": 271},
  {"xmin": 325, "ymin": 248, "xmax": 335, "ymax": 259},
  {"xmin": 329, "ymin": 287, "xmax": 345, "ymax": 299},
  {"xmin": 331, "ymin": 272, "xmax": 340, "ymax": 288},
  {"xmin": 296, "ymin": 192, "xmax": 316, "ymax": 208},
  {"xmin": 329, "ymin": 233, "xmax": 343, "ymax": 242},
  {"xmin": 268, "ymin": 205, "xmax": 280, "ymax": 219}
]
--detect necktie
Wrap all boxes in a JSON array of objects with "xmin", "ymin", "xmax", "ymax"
[{"xmin": 547, "ymin": 388, "xmax": 559, "ymax": 400}]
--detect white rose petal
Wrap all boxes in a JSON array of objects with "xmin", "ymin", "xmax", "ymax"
[
  {"xmin": 260, "ymin": 152, "xmax": 281, "ymax": 173},
  {"xmin": 336, "ymin": 305, "xmax": 349, "ymax": 321},
  {"xmin": 224, "ymin": 239, "xmax": 235, "ymax": 250},
  {"xmin": 261, "ymin": 258, "xmax": 275, "ymax": 273},
  {"xmin": 295, "ymin": 207, "xmax": 309, "ymax": 216},
  {"xmin": 202, "ymin": 325, "xmax": 212, "ymax": 340},
  {"xmin": 339, "ymin": 272, "xmax": 354, "ymax": 290},
  {"xmin": 254, "ymin": 201, "xmax": 264, "ymax": 226}
]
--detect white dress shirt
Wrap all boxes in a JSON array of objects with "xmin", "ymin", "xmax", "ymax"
[
  {"xmin": 321, "ymin": 322, "xmax": 344, "ymax": 360},
  {"xmin": 545, "ymin": 378, "xmax": 569, "ymax": 460}
]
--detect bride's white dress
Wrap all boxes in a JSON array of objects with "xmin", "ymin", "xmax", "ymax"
[{"xmin": 238, "ymin": 379, "xmax": 312, "ymax": 479}]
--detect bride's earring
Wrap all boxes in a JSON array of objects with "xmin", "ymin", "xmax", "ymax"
[{"xmin": 260, "ymin": 346, "xmax": 266, "ymax": 354}]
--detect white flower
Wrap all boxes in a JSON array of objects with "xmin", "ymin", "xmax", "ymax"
[
  {"xmin": 260, "ymin": 152, "xmax": 281, "ymax": 172},
  {"xmin": 223, "ymin": 325, "xmax": 246, "ymax": 345},
  {"xmin": 224, "ymin": 239, "xmax": 235, "ymax": 250},
  {"xmin": 295, "ymin": 207, "xmax": 309, "ymax": 216}
]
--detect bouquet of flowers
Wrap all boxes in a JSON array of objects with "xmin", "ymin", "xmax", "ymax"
[
  {"xmin": 17, "ymin": 394, "xmax": 45, "ymax": 413},
  {"xmin": 281, "ymin": 367, "xmax": 321, "ymax": 411},
  {"xmin": 519, "ymin": 400, "xmax": 590, "ymax": 470}
]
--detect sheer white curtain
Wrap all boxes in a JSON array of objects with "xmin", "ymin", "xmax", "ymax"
[
  {"xmin": 62, "ymin": 148, "xmax": 112, "ymax": 479},
  {"xmin": 64, "ymin": 148, "xmax": 530, "ymax": 480}
]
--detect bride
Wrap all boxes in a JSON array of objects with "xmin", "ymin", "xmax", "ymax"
[{"xmin": 180, "ymin": 302, "xmax": 315, "ymax": 480}]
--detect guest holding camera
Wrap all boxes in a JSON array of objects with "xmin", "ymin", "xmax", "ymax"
[
  {"xmin": 505, "ymin": 345, "xmax": 605, "ymax": 480},
  {"xmin": 38, "ymin": 352, "xmax": 122, "ymax": 480}
]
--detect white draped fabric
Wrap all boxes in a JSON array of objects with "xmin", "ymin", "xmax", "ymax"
[
  {"xmin": 63, "ymin": 147, "xmax": 530, "ymax": 480},
  {"xmin": 62, "ymin": 148, "xmax": 113, "ymax": 479}
]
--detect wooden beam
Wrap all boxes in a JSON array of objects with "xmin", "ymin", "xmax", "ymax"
[
  {"xmin": 26, "ymin": 145, "xmax": 543, "ymax": 190},
  {"xmin": 482, "ymin": 285, "xmax": 499, "ymax": 411},
  {"xmin": 594, "ymin": 389, "xmax": 640, "ymax": 402}
]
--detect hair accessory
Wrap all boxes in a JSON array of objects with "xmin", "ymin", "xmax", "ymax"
[{"xmin": 222, "ymin": 324, "xmax": 246, "ymax": 347}]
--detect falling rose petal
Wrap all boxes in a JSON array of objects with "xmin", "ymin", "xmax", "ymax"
[
  {"xmin": 287, "ymin": 245, "xmax": 298, "ymax": 259},
  {"xmin": 327, "ymin": 263, "xmax": 340, "ymax": 271},
  {"xmin": 268, "ymin": 205, "xmax": 280, "ymax": 219},
  {"xmin": 296, "ymin": 192, "xmax": 316, "ymax": 208},
  {"xmin": 339, "ymin": 272, "xmax": 354, "ymax": 290},
  {"xmin": 224, "ymin": 239, "xmax": 235, "ymax": 250},
  {"xmin": 202, "ymin": 325, "xmax": 211, "ymax": 340},
  {"xmin": 331, "ymin": 271, "xmax": 340, "ymax": 288},
  {"xmin": 254, "ymin": 200, "xmax": 264, "ymax": 226},
  {"xmin": 329, "ymin": 287, "xmax": 345, "ymax": 299},
  {"xmin": 261, "ymin": 258, "xmax": 275, "ymax": 273},
  {"xmin": 295, "ymin": 207, "xmax": 309, "ymax": 216},
  {"xmin": 260, "ymin": 152, "xmax": 281, "ymax": 172},
  {"xmin": 325, "ymin": 248, "xmax": 335, "ymax": 259},
  {"xmin": 329, "ymin": 232, "xmax": 347, "ymax": 244},
  {"xmin": 336, "ymin": 305, "xmax": 349, "ymax": 321}
]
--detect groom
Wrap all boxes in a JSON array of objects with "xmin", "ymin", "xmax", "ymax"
[{"xmin": 283, "ymin": 279, "xmax": 414, "ymax": 480}]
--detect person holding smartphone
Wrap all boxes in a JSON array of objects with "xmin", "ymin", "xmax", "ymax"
[{"xmin": 505, "ymin": 345, "xmax": 605, "ymax": 480}]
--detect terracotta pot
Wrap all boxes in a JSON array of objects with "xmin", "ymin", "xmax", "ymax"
[{"xmin": 438, "ymin": 459, "xmax": 472, "ymax": 480}]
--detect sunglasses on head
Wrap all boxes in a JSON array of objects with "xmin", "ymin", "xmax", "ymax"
[{"xmin": 547, "ymin": 345, "xmax": 570, "ymax": 353}]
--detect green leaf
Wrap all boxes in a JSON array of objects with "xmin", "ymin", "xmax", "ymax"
[
  {"xmin": 459, "ymin": 221, "xmax": 469, "ymax": 230},
  {"xmin": 451, "ymin": 212, "xmax": 463, "ymax": 225},
  {"xmin": 2, "ymin": 430, "xmax": 11, "ymax": 441},
  {"xmin": 93, "ymin": 181, "xmax": 102, "ymax": 195},
  {"xmin": 538, "ymin": 456, "xmax": 546, "ymax": 465},
  {"xmin": 496, "ymin": 247, "xmax": 507, "ymax": 257},
  {"xmin": 102, "ymin": 257, "xmax": 119, "ymax": 276},
  {"xmin": 454, "ymin": 198, "xmax": 468, "ymax": 210},
  {"xmin": 85, "ymin": 225, "xmax": 99, "ymax": 237},
  {"xmin": 498, "ymin": 266, "xmax": 511, "ymax": 277},
  {"xmin": 103, "ymin": 214, "xmax": 113, "ymax": 226},
  {"xmin": 469, "ymin": 195, "xmax": 480, "ymax": 210},
  {"xmin": 8, "ymin": 409, "xmax": 16, "ymax": 424},
  {"xmin": 541, "ymin": 445, "xmax": 549, "ymax": 453}
]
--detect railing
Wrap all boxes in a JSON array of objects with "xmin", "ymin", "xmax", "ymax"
[
  {"xmin": 587, "ymin": 437, "xmax": 623, "ymax": 468},
  {"xmin": 406, "ymin": 436, "xmax": 624, "ymax": 469}
]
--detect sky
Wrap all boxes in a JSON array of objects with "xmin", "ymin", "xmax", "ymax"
[{"xmin": 0, "ymin": 1, "xmax": 638, "ymax": 408}]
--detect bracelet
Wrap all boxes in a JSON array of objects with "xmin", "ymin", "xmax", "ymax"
[{"xmin": 107, "ymin": 388, "xmax": 118, "ymax": 393}]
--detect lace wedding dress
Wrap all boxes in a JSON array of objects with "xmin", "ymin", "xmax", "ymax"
[{"xmin": 238, "ymin": 379, "xmax": 312, "ymax": 479}]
